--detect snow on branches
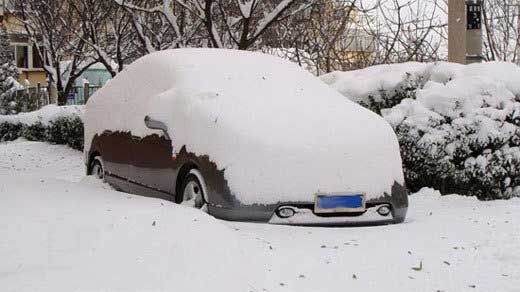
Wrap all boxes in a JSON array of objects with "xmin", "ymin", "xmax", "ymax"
[{"xmin": 115, "ymin": 0, "xmax": 310, "ymax": 50}]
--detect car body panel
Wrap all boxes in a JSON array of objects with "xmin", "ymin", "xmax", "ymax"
[
  {"xmin": 130, "ymin": 135, "xmax": 176, "ymax": 193},
  {"xmin": 86, "ymin": 131, "xmax": 408, "ymax": 225}
]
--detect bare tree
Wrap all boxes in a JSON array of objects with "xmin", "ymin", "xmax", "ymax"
[
  {"xmin": 115, "ymin": 0, "xmax": 204, "ymax": 53},
  {"xmin": 12, "ymin": 0, "xmax": 457, "ymax": 93},
  {"xmin": 482, "ymin": 0, "xmax": 520, "ymax": 63},
  {"xmin": 15, "ymin": 0, "xmax": 96, "ymax": 105},
  {"xmin": 263, "ymin": 1, "xmax": 377, "ymax": 75},
  {"xmin": 362, "ymin": 0, "xmax": 447, "ymax": 65},
  {"xmin": 68, "ymin": 0, "xmax": 137, "ymax": 77},
  {"xmin": 115, "ymin": 0, "xmax": 308, "ymax": 50},
  {"xmin": 264, "ymin": 0, "xmax": 447, "ymax": 75}
]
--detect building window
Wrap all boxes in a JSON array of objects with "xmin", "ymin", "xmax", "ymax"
[
  {"xmin": 32, "ymin": 45, "xmax": 44, "ymax": 69},
  {"xmin": 15, "ymin": 45, "xmax": 28, "ymax": 69},
  {"xmin": 11, "ymin": 43, "xmax": 46, "ymax": 70}
]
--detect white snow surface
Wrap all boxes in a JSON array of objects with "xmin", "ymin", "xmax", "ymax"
[
  {"xmin": 85, "ymin": 49, "xmax": 404, "ymax": 205},
  {"xmin": 0, "ymin": 138, "xmax": 83, "ymax": 181},
  {"xmin": 379, "ymin": 62, "xmax": 520, "ymax": 128},
  {"xmin": 321, "ymin": 61, "xmax": 520, "ymax": 106},
  {"xmin": 321, "ymin": 62, "xmax": 433, "ymax": 103},
  {"xmin": 0, "ymin": 105, "xmax": 84, "ymax": 126},
  {"xmin": 1, "ymin": 140, "xmax": 519, "ymax": 292}
]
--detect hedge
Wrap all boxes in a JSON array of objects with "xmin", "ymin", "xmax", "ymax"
[
  {"xmin": 0, "ymin": 115, "xmax": 84, "ymax": 151},
  {"xmin": 323, "ymin": 62, "xmax": 520, "ymax": 199}
]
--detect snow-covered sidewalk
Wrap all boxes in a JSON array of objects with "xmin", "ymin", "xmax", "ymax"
[
  {"xmin": 0, "ymin": 139, "xmax": 83, "ymax": 182},
  {"xmin": 1, "ymin": 140, "xmax": 519, "ymax": 292}
]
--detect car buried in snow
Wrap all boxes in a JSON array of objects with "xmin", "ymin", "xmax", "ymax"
[{"xmin": 84, "ymin": 49, "xmax": 408, "ymax": 226}]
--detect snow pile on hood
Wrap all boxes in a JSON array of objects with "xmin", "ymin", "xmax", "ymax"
[
  {"xmin": 0, "ymin": 105, "xmax": 84, "ymax": 126},
  {"xmin": 323, "ymin": 61, "xmax": 520, "ymax": 199},
  {"xmin": 85, "ymin": 49, "xmax": 404, "ymax": 205}
]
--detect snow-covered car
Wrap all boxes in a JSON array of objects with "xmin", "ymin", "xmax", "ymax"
[{"xmin": 84, "ymin": 49, "xmax": 408, "ymax": 225}]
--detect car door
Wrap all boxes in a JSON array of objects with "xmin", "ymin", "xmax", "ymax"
[
  {"xmin": 98, "ymin": 131, "xmax": 132, "ymax": 190},
  {"xmin": 129, "ymin": 133, "xmax": 176, "ymax": 195}
]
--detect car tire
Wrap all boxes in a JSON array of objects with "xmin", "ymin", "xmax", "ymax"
[
  {"xmin": 90, "ymin": 156, "xmax": 105, "ymax": 181},
  {"xmin": 179, "ymin": 169, "xmax": 206, "ymax": 209}
]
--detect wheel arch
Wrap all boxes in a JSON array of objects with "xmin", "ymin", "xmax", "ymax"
[
  {"xmin": 175, "ymin": 162, "xmax": 200, "ymax": 203},
  {"xmin": 87, "ymin": 150, "xmax": 102, "ymax": 175}
]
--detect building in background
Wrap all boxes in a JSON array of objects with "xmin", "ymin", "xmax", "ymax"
[
  {"xmin": 1, "ymin": 0, "xmax": 113, "ymax": 104},
  {"xmin": 263, "ymin": 0, "xmax": 375, "ymax": 74},
  {"xmin": 63, "ymin": 62, "xmax": 113, "ymax": 105},
  {"xmin": 308, "ymin": 1, "xmax": 375, "ymax": 59},
  {"xmin": 0, "ymin": 0, "xmax": 48, "ymax": 86}
]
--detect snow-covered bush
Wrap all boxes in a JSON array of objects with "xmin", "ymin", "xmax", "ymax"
[
  {"xmin": 323, "ymin": 62, "xmax": 520, "ymax": 199},
  {"xmin": 0, "ymin": 105, "xmax": 84, "ymax": 150},
  {"xmin": 48, "ymin": 116, "xmax": 84, "ymax": 150},
  {"xmin": 22, "ymin": 121, "xmax": 47, "ymax": 141},
  {"xmin": 0, "ymin": 121, "xmax": 23, "ymax": 142},
  {"xmin": 321, "ymin": 62, "xmax": 432, "ymax": 114},
  {"xmin": 0, "ymin": 26, "xmax": 21, "ymax": 114}
]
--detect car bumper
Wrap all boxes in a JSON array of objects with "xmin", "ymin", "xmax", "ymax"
[
  {"xmin": 208, "ymin": 182, "xmax": 409, "ymax": 226},
  {"xmin": 268, "ymin": 182, "xmax": 409, "ymax": 226},
  {"xmin": 268, "ymin": 204, "xmax": 406, "ymax": 226}
]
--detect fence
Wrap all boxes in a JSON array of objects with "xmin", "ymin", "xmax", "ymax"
[
  {"xmin": 67, "ymin": 83, "xmax": 102, "ymax": 105},
  {"xmin": 1, "ymin": 83, "xmax": 101, "ymax": 114},
  {"xmin": 0, "ymin": 84, "xmax": 51, "ymax": 114}
]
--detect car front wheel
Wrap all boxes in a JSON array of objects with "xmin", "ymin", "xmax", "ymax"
[
  {"xmin": 90, "ymin": 156, "xmax": 105, "ymax": 181},
  {"xmin": 180, "ymin": 169, "xmax": 206, "ymax": 209}
]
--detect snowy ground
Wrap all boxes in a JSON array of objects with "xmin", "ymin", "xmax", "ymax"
[{"xmin": 1, "ymin": 140, "xmax": 519, "ymax": 292}]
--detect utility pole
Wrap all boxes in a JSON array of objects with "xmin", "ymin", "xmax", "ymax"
[
  {"xmin": 448, "ymin": 0, "xmax": 483, "ymax": 64},
  {"xmin": 449, "ymin": 0, "xmax": 466, "ymax": 63}
]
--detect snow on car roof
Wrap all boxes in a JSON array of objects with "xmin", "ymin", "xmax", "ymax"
[{"xmin": 86, "ymin": 49, "xmax": 404, "ymax": 205}]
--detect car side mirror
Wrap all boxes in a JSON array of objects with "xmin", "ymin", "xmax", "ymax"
[{"xmin": 144, "ymin": 115, "xmax": 171, "ymax": 140}]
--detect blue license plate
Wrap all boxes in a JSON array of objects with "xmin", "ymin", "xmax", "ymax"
[{"xmin": 315, "ymin": 194, "xmax": 365, "ymax": 213}]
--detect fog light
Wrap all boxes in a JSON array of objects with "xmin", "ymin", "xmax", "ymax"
[
  {"xmin": 377, "ymin": 205, "xmax": 391, "ymax": 216},
  {"xmin": 277, "ymin": 207, "xmax": 295, "ymax": 218}
]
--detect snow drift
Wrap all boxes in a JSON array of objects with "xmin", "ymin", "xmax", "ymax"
[
  {"xmin": 85, "ymin": 49, "xmax": 404, "ymax": 205},
  {"xmin": 0, "ymin": 105, "xmax": 83, "ymax": 126},
  {"xmin": 0, "ymin": 174, "xmax": 260, "ymax": 292}
]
